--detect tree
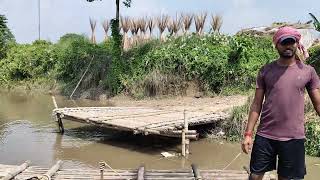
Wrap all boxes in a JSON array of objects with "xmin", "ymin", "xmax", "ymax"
[
  {"xmin": 0, "ymin": 14, "xmax": 15, "ymax": 60},
  {"xmin": 86, "ymin": 0, "xmax": 132, "ymax": 93},
  {"xmin": 309, "ymin": 13, "xmax": 320, "ymax": 32}
]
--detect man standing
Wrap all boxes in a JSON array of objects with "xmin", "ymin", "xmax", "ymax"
[{"xmin": 241, "ymin": 26, "xmax": 320, "ymax": 180}]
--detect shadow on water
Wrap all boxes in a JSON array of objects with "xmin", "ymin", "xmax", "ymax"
[
  {"xmin": 54, "ymin": 125, "xmax": 181, "ymax": 156},
  {"xmin": 50, "ymin": 125, "xmax": 191, "ymax": 169}
]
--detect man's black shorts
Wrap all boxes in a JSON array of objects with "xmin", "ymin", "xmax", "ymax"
[{"xmin": 250, "ymin": 135, "xmax": 306, "ymax": 179}]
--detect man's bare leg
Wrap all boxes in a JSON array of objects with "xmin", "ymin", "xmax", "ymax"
[
  {"xmin": 278, "ymin": 175, "xmax": 288, "ymax": 180},
  {"xmin": 249, "ymin": 173, "xmax": 264, "ymax": 180}
]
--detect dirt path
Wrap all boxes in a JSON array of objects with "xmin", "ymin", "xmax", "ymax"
[{"xmin": 108, "ymin": 95, "xmax": 248, "ymax": 113}]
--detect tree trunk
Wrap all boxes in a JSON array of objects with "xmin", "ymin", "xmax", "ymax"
[{"xmin": 116, "ymin": 0, "xmax": 120, "ymax": 20}]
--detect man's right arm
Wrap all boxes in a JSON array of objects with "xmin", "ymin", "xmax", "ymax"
[{"xmin": 241, "ymin": 88, "xmax": 265, "ymax": 154}]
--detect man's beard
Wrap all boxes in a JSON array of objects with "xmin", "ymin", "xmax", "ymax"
[{"xmin": 278, "ymin": 48, "xmax": 297, "ymax": 59}]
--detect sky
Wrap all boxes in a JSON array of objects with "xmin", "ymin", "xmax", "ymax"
[{"xmin": 0, "ymin": 0, "xmax": 319, "ymax": 43}]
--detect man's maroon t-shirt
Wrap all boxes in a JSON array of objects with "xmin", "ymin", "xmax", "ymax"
[{"xmin": 256, "ymin": 60, "xmax": 320, "ymax": 141}]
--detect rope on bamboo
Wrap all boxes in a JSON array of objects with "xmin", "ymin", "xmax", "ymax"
[{"xmin": 99, "ymin": 161, "xmax": 129, "ymax": 180}]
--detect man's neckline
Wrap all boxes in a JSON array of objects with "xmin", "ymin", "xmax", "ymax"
[{"xmin": 275, "ymin": 59, "xmax": 299, "ymax": 68}]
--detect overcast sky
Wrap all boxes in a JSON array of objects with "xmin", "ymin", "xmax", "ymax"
[{"xmin": 0, "ymin": 0, "xmax": 319, "ymax": 43}]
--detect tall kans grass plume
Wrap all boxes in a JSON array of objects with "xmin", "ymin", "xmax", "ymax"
[
  {"xmin": 138, "ymin": 18, "xmax": 147, "ymax": 41},
  {"xmin": 211, "ymin": 14, "xmax": 223, "ymax": 34},
  {"xmin": 195, "ymin": 12, "xmax": 207, "ymax": 35},
  {"xmin": 172, "ymin": 13, "xmax": 182, "ymax": 36},
  {"xmin": 130, "ymin": 19, "xmax": 140, "ymax": 46},
  {"xmin": 89, "ymin": 18, "xmax": 97, "ymax": 43},
  {"xmin": 157, "ymin": 15, "xmax": 169, "ymax": 41},
  {"xmin": 121, "ymin": 16, "xmax": 131, "ymax": 50},
  {"xmin": 147, "ymin": 17, "xmax": 155, "ymax": 39},
  {"xmin": 182, "ymin": 13, "xmax": 193, "ymax": 34},
  {"xmin": 102, "ymin": 19, "xmax": 110, "ymax": 41}
]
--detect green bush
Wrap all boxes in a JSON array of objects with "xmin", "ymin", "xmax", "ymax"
[
  {"xmin": 121, "ymin": 34, "xmax": 277, "ymax": 96},
  {"xmin": 0, "ymin": 33, "xmax": 278, "ymax": 97},
  {"xmin": 304, "ymin": 97, "xmax": 320, "ymax": 157},
  {"xmin": 53, "ymin": 34, "xmax": 113, "ymax": 94},
  {"xmin": 0, "ymin": 40, "xmax": 54, "ymax": 81},
  {"xmin": 228, "ymin": 35, "xmax": 277, "ymax": 88},
  {"xmin": 222, "ymin": 95, "xmax": 253, "ymax": 141},
  {"xmin": 305, "ymin": 120, "xmax": 320, "ymax": 157},
  {"xmin": 308, "ymin": 45, "xmax": 320, "ymax": 74}
]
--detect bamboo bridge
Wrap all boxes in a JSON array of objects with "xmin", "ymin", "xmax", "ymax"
[{"xmin": 0, "ymin": 161, "xmax": 276, "ymax": 180}]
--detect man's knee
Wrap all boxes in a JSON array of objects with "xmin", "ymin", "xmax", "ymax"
[{"xmin": 249, "ymin": 173, "xmax": 264, "ymax": 180}]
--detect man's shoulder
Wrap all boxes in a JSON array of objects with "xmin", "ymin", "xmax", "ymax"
[
  {"xmin": 297, "ymin": 61, "xmax": 315, "ymax": 72},
  {"xmin": 259, "ymin": 61, "xmax": 276, "ymax": 74}
]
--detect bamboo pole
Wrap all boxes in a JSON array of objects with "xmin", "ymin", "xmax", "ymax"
[
  {"xmin": 191, "ymin": 164, "xmax": 202, "ymax": 180},
  {"xmin": 50, "ymin": 93, "xmax": 64, "ymax": 133},
  {"xmin": 51, "ymin": 95, "xmax": 58, "ymax": 109},
  {"xmin": 41, "ymin": 160, "xmax": 63, "ymax": 180},
  {"xmin": 137, "ymin": 165, "xmax": 145, "ymax": 180},
  {"xmin": 2, "ymin": 161, "xmax": 30, "ymax": 180},
  {"xmin": 69, "ymin": 55, "xmax": 94, "ymax": 99},
  {"xmin": 181, "ymin": 110, "xmax": 186, "ymax": 157},
  {"xmin": 172, "ymin": 130, "xmax": 197, "ymax": 134},
  {"xmin": 186, "ymin": 134, "xmax": 198, "ymax": 140},
  {"xmin": 181, "ymin": 128, "xmax": 186, "ymax": 156},
  {"xmin": 184, "ymin": 110, "xmax": 190, "ymax": 155},
  {"xmin": 99, "ymin": 161, "xmax": 106, "ymax": 180},
  {"xmin": 57, "ymin": 114, "xmax": 64, "ymax": 134}
]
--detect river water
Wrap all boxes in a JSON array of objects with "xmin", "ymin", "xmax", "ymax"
[{"xmin": 0, "ymin": 91, "xmax": 319, "ymax": 179}]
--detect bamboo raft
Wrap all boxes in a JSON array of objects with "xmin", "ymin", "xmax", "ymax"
[
  {"xmin": 51, "ymin": 97, "xmax": 230, "ymax": 156},
  {"xmin": 0, "ymin": 161, "xmax": 276, "ymax": 180},
  {"xmin": 52, "ymin": 107, "xmax": 229, "ymax": 139}
]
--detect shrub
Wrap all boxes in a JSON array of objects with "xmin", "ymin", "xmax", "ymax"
[
  {"xmin": 121, "ymin": 34, "xmax": 277, "ymax": 96},
  {"xmin": 305, "ymin": 120, "xmax": 320, "ymax": 157},
  {"xmin": 227, "ymin": 35, "xmax": 277, "ymax": 88},
  {"xmin": 53, "ymin": 34, "xmax": 113, "ymax": 94},
  {"xmin": 0, "ymin": 40, "xmax": 54, "ymax": 81},
  {"xmin": 308, "ymin": 45, "xmax": 320, "ymax": 74}
]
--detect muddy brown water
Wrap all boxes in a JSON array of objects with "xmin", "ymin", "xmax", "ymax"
[{"xmin": 0, "ymin": 91, "xmax": 319, "ymax": 179}]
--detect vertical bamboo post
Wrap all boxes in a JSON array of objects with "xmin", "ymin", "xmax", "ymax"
[
  {"xmin": 51, "ymin": 95, "xmax": 64, "ymax": 134},
  {"xmin": 191, "ymin": 164, "xmax": 202, "ymax": 180},
  {"xmin": 137, "ymin": 165, "xmax": 145, "ymax": 180},
  {"xmin": 185, "ymin": 110, "xmax": 190, "ymax": 155},
  {"xmin": 57, "ymin": 114, "xmax": 64, "ymax": 134},
  {"xmin": 182, "ymin": 109, "xmax": 187, "ymax": 157},
  {"xmin": 99, "ymin": 162, "xmax": 105, "ymax": 180},
  {"xmin": 181, "ymin": 128, "xmax": 186, "ymax": 156}
]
